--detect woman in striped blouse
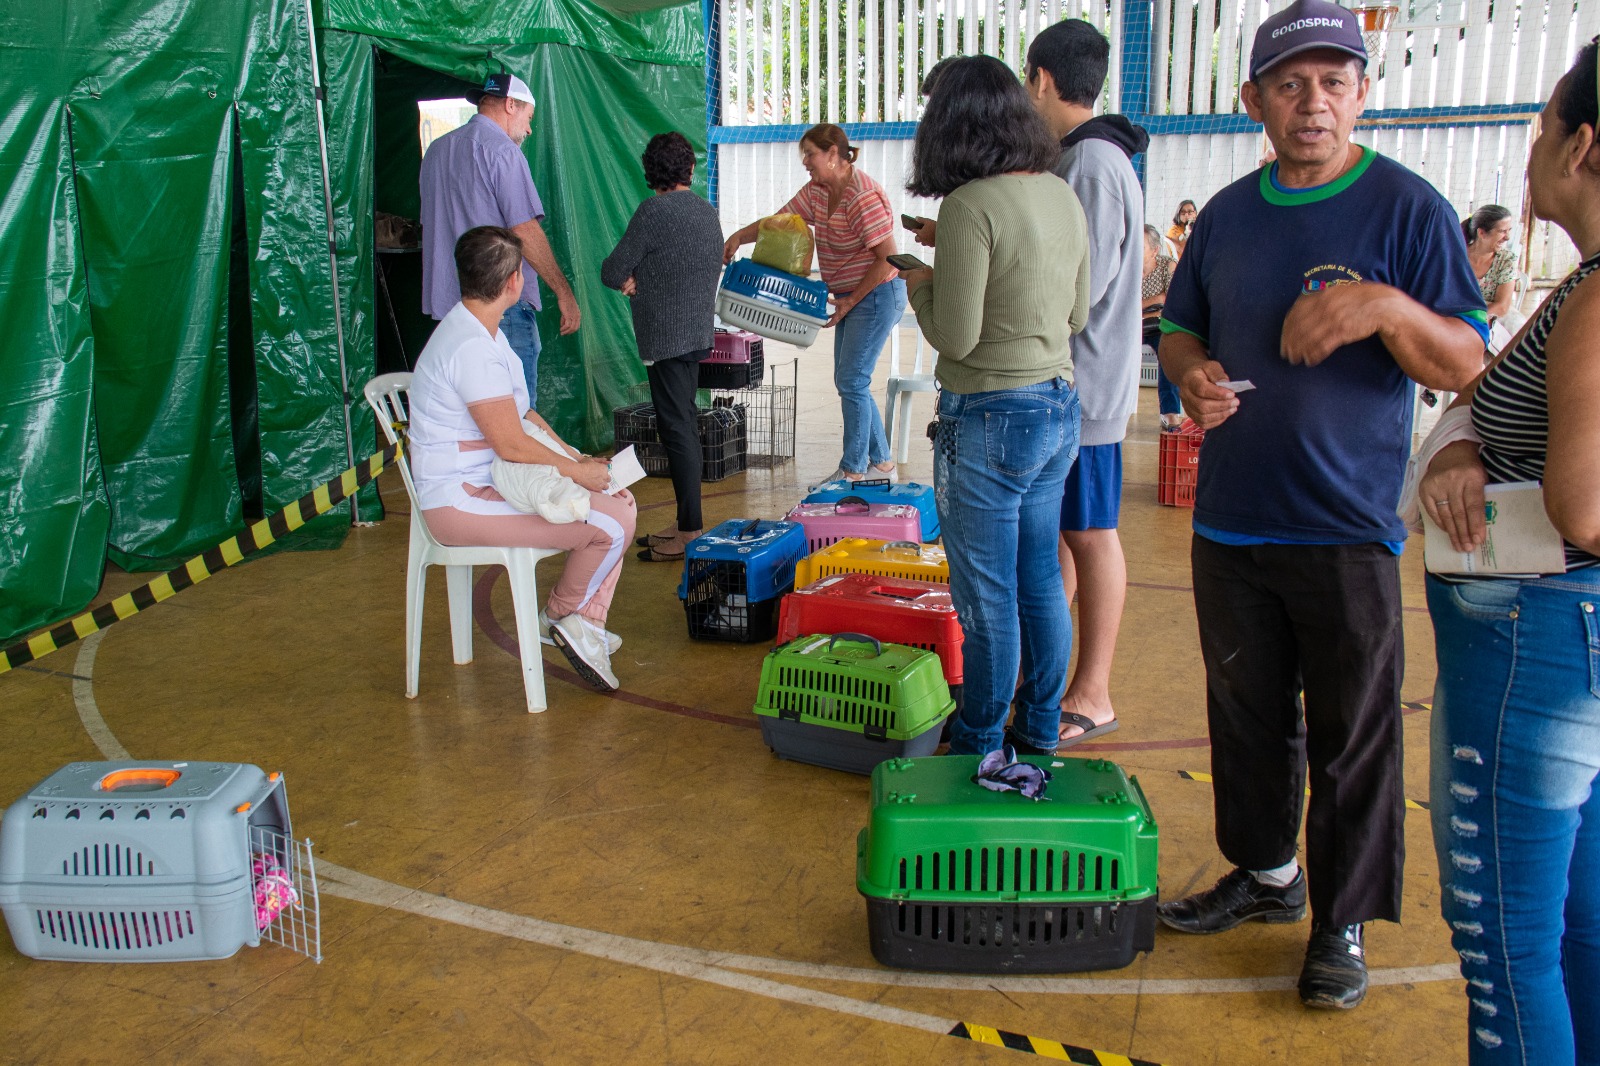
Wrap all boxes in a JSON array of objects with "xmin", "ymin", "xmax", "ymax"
[
  {"xmin": 724, "ymin": 125, "xmax": 906, "ymax": 484},
  {"xmin": 1418, "ymin": 38, "xmax": 1600, "ymax": 1065}
]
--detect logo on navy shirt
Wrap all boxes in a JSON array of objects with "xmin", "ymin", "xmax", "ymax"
[{"xmin": 1301, "ymin": 263, "xmax": 1363, "ymax": 292}]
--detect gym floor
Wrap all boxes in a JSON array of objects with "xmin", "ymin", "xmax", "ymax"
[{"xmin": 0, "ymin": 330, "xmax": 1466, "ymax": 1064}]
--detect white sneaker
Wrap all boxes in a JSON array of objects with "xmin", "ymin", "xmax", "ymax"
[
  {"xmin": 550, "ymin": 614, "xmax": 619, "ymax": 692},
  {"xmin": 808, "ymin": 467, "xmax": 853, "ymax": 492},
  {"xmin": 539, "ymin": 609, "xmax": 620, "ymax": 654}
]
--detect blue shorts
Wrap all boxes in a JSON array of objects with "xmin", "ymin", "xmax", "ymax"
[{"xmin": 1059, "ymin": 442, "xmax": 1122, "ymax": 531}]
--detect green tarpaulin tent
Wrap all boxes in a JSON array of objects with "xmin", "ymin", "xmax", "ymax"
[{"xmin": 0, "ymin": 0, "xmax": 705, "ymax": 644}]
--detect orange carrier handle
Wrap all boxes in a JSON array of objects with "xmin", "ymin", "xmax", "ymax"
[{"xmin": 97, "ymin": 768, "xmax": 182, "ymax": 792}]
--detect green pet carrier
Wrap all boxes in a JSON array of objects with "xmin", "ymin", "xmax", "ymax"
[
  {"xmin": 857, "ymin": 755, "xmax": 1158, "ymax": 973},
  {"xmin": 753, "ymin": 633, "xmax": 954, "ymax": 774}
]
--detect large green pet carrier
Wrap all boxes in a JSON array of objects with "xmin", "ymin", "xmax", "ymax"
[{"xmin": 857, "ymin": 755, "xmax": 1158, "ymax": 972}]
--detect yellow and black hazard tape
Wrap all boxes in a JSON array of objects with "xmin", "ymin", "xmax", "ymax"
[
  {"xmin": 949, "ymin": 1022, "xmax": 1166, "ymax": 1064},
  {"xmin": 1178, "ymin": 769, "xmax": 1428, "ymax": 811},
  {"xmin": 0, "ymin": 442, "xmax": 400, "ymax": 676}
]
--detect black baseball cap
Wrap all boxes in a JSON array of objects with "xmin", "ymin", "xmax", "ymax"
[
  {"xmin": 1250, "ymin": 0, "xmax": 1367, "ymax": 81},
  {"xmin": 468, "ymin": 72, "xmax": 535, "ymax": 106}
]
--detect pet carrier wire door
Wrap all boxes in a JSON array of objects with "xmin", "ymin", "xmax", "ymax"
[{"xmin": 0, "ymin": 761, "xmax": 322, "ymax": 963}]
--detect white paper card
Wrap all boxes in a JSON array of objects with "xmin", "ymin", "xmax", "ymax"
[
  {"xmin": 605, "ymin": 445, "xmax": 647, "ymax": 495},
  {"xmin": 1422, "ymin": 481, "xmax": 1567, "ymax": 576},
  {"xmin": 1217, "ymin": 379, "xmax": 1255, "ymax": 393}
]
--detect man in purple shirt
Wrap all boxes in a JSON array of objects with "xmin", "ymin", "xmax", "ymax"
[{"xmin": 420, "ymin": 72, "xmax": 581, "ymax": 406}]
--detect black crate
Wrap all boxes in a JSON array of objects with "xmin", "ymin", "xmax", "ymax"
[
  {"xmin": 682, "ymin": 560, "xmax": 786, "ymax": 642},
  {"xmin": 612, "ymin": 400, "xmax": 747, "ymax": 483},
  {"xmin": 698, "ymin": 349, "xmax": 764, "ymax": 390},
  {"xmin": 864, "ymin": 896, "xmax": 1158, "ymax": 974}
]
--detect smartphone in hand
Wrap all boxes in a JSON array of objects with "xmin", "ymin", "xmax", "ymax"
[
  {"xmin": 900, "ymin": 213, "xmax": 924, "ymax": 231},
  {"xmin": 887, "ymin": 252, "xmax": 931, "ymax": 272}
]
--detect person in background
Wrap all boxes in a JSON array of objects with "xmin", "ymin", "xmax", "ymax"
[
  {"xmin": 723, "ymin": 124, "xmax": 905, "ymax": 485},
  {"xmin": 1167, "ymin": 198, "xmax": 1198, "ymax": 259},
  {"xmin": 601, "ymin": 132, "xmax": 723, "ymax": 563},
  {"xmin": 899, "ymin": 55, "xmax": 1090, "ymax": 758},
  {"xmin": 1462, "ymin": 203, "xmax": 1517, "ymax": 322},
  {"xmin": 920, "ymin": 55, "xmax": 961, "ymax": 99},
  {"xmin": 1142, "ymin": 225, "xmax": 1184, "ymax": 430},
  {"xmin": 420, "ymin": 73, "xmax": 581, "ymax": 407},
  {"xmin": 408, "ymin": 226, "xmax": 634, "ymax": 692},
  {"xmin": 1154, "ymin": 0, "xmax": 1485, "ymax": 1011},
  {"xmin": 1419, "ymin": 38, "xmax": 1600, "ymax": 1064},
  {"xmin": 1026, "ymin": 18, "xmax": 1146, "ymax": 750}
]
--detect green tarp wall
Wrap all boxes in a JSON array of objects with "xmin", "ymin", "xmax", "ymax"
[
  {"xmin": 318, "ymin": 0, "xmax": 708, "ymax": 452},
  {"xmin": 0, "ymin": 0, "xmax": 354, "ymax": 645},
  {"xmin": 0, "ymin": 0, "xmax": 705, "ymax": 644}
]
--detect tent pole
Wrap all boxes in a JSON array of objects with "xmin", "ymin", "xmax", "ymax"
[{"xmin": 301, "ymin": 0, "xmax": 363, "ymax": 526}]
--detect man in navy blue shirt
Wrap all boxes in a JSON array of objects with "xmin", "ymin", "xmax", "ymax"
[{"xmin": 1156, "ymin": 0, "xmax": 1485, "ymax": 1011}]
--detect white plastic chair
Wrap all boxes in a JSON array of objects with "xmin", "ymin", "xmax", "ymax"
[
  {"xmin": 883, "ymin": 309, "xmax": 938, "ymax": 465},
  {"xmin": 363, "ymin": 373, "xmax": 560, "ymax": 713}
]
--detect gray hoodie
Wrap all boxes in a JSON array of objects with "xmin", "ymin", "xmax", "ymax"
[{"xmin": 1053, "ymin": 116, "xmax": 1148, "ymax": 447}]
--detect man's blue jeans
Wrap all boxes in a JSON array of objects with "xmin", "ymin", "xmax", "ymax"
[
  {"xmin": 1156, "ymin": 365, "xmax": 1182, "ymax": 417},
  {"xmin": 832, "ymin": 279, "xmax": 906, "ymax": 473},
  {"xmin": 1427, "ymin": 571, "xmax": 1600, "ymax": 1065},
  {"xmin": 500, "ymin": 302, "xmax": 543, "ymax": 408},
  {"xmin": 934, "ymin": 378, "xmax": 1079, "ymax": 755}
]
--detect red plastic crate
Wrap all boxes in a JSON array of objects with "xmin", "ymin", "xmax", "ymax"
[
  {"xmin": 776, "ymin": 573, "xmax": 964, "ymax": 692},
  {"xmin": 1157, "ymin": 421, "xmax": 1204, "ymax": 508}
]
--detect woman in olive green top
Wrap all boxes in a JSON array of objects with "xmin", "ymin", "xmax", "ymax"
[{"xmin": 898, "ymin": 55, "xmax": 1090, "ymax": 758}]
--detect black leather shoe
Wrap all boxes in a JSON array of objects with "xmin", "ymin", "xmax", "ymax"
[
  {"xmin": 1156, "ymin": 867, "xmax": 1307, "ymax": 933},
  {"xmin": 1299, "ymin": 922, "xmax": 1368, "ymax": 1009}
]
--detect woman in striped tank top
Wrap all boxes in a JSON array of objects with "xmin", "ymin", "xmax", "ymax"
[
  {"xmin": 1417, "ymin": 39, "xmax": 1600, "ymax": 1066},
  {"xmin": 723, "ymin": 125, "xmax": 907, "ymax": 485}
]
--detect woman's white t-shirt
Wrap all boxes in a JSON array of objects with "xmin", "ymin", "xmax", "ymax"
[{"xmin": 407, "ymin": 302, "xmax": 558, "ymax": 516}]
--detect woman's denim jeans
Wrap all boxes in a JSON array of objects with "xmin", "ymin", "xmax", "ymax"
[
  {"xmin": 832, "ymin": 279, "xmax": 906, "ymax": 473},
  {"xmin": 934, "ymin": 378, "xmax": 1080, "ymax": 755},
  {"xmin": 1427, "ymin": 570, "xmax": 1600, "ymax": 1065}
]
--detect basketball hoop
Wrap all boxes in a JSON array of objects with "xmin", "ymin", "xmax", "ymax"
[{"xmin": 1350, "ymin": 2, "xmax": 1401, "ymax": 74}]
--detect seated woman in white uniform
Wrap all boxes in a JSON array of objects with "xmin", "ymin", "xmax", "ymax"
[{"xmin": 406, "ymin": 225, "xmax": 636, "ymax": 691}]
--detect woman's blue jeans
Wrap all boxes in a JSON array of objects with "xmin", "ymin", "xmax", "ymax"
[
  {"xmin": 1427, "ymin": 570, "xmax": 1600, "ymax": 1065},
  {"xmin": 832, "ymin": 279, "xmax": 906, "ymax": 473},
  {"xmin": 934, "ymin": 378, "xmax": 1080, "ymax": 755}
]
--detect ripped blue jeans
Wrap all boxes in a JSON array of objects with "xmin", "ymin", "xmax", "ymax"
[{"xmin": 1427, "ymin": 571, "xmax": 1600, "ymax": 1065}]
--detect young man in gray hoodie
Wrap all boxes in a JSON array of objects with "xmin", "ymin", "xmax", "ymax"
[{"xmin": 1026, "ymin": 19, "xmax": 1148, "ymax": 749}]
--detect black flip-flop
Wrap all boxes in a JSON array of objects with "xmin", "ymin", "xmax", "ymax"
[
  {"xmin": 1056, "ymin": 712, "xmax": 1119, "ymax": 750},
  {"xmin": 636, "ymin": 544, "xmax": 686, "ymax": 563}
]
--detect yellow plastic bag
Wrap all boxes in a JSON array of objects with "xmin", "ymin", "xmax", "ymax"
[{"xmin": 751, "ymin": 213, "xmax": 815, "ymax": 277}]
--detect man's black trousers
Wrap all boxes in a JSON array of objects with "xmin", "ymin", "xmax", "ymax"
[{"xmin": 1190, "ymin": 534, "xmax": 1406, "ymax": 926}]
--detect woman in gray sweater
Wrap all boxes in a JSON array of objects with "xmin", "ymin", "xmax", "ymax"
[{"xmin": 601, "ymin": 132, "xmax": 725, "ymax": 561}]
